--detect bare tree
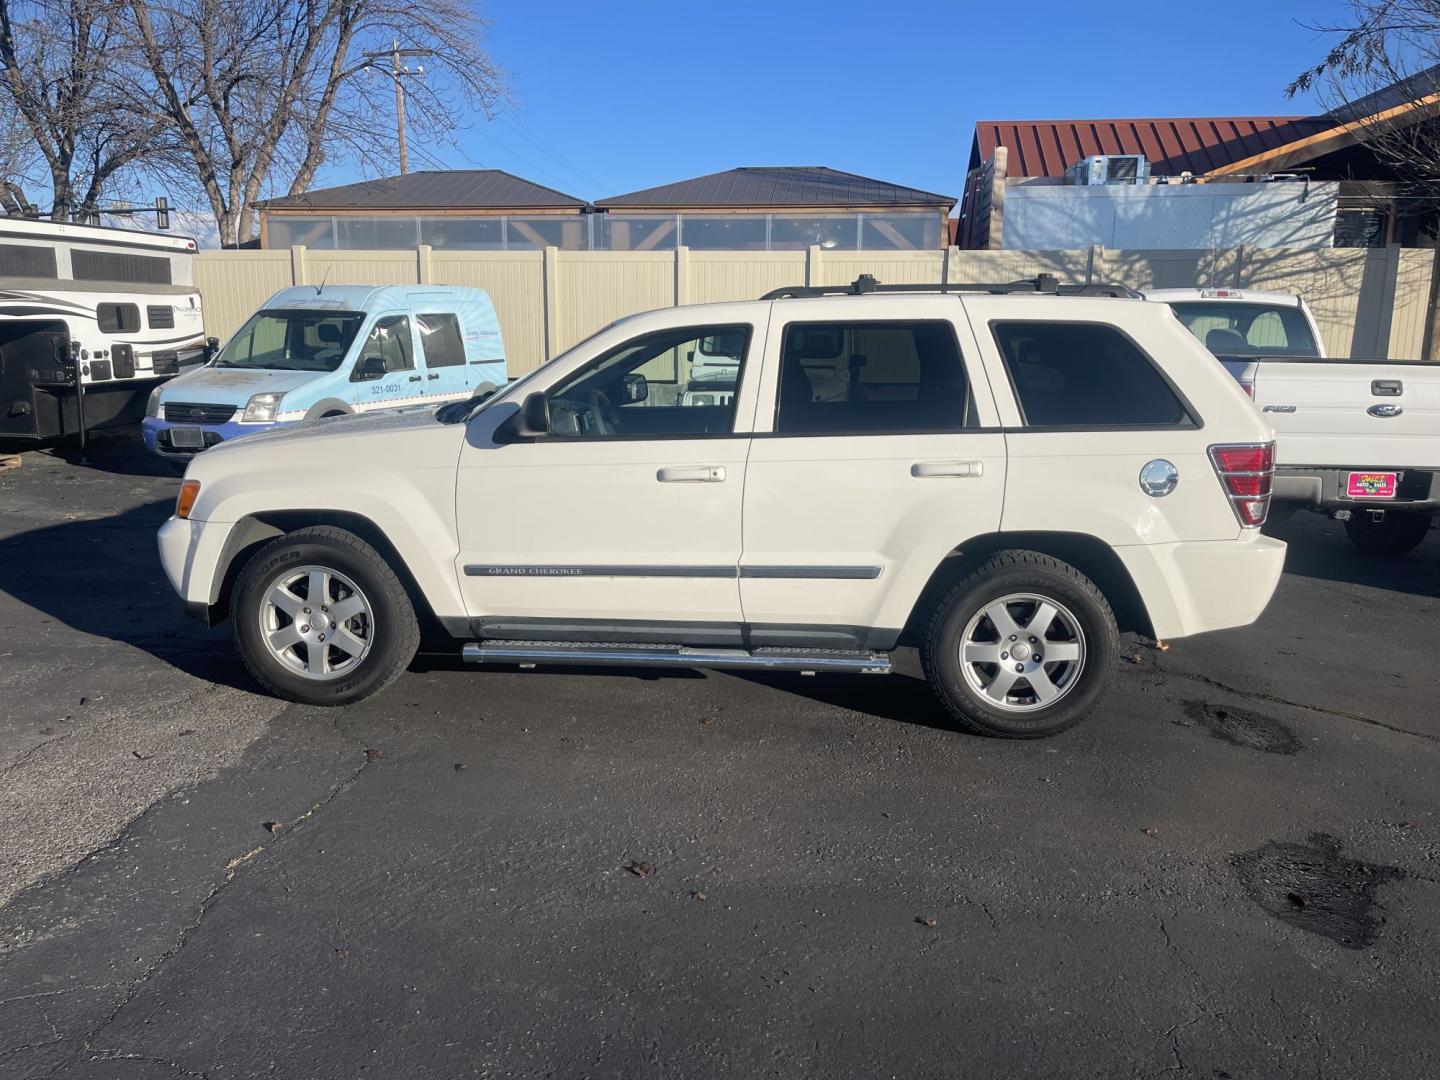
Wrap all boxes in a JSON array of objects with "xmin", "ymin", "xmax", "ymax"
[
  {"xmin": 128, "ymin": 0, "xmax": 503, "ymax": 247},
  {"xmin": 1289, "ymin": 2, "xmax": 1440, "ymax": 217},
  {"xmin": 0, "ymin": 0, "xmax": 162, "ymax": 219},
  {"xmin": 1289, "ymin": 1, "xmax": 1440, "ymax": 356}
]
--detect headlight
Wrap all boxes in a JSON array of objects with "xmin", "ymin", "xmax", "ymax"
[
  {"xmin": 145, "ymin": 385, "xmax": 163, "ymax": 418},
  {"xmin": 241, "ymin": 391, "xmax": 283, "ymax": 423}
]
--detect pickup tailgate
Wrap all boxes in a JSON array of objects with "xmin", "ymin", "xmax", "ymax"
[{"xmin": 1252, "ymin": 361, "xmax": 1440, "ymax": 468}]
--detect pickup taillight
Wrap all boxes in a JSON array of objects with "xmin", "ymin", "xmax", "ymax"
[
  {"xmin": 1236, "ymin": 377, "xmax": 1255, "ymax": 398},
  {"xmin": 1208, "ymin": 443, "xmax": 1274, "ymax": 528}
]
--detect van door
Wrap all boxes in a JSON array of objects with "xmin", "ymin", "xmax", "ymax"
[
  {"xmin": 414, "ymin": 311, "xmax": 470, "ymax": 404},
  {"xmin": 349, "ymin": 312, "xmax": 420, "ymax": 412}
]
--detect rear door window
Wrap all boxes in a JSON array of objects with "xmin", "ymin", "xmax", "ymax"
[
  {"xmin": 774, "ymin": 321, "xmax": 970, "ymax": 434},
  {"xmin": 417, "ymin": 313, "xmax": 466, "ymax": 368},
  {"xmin": 992, "ymin": 321, "xmax": 1193, "ymax": 428}
]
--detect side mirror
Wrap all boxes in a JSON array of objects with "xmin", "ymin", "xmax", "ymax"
[
  {"xmin": 621, "ymin": 372, "xmax": 648, "ymax": 404},
  {"xmin": 203, "ymin": 335, "xmax": 220, "ymax": 361},
  {"xmin": 352, "ymin": 354, "xmax": 387, "ymax": 382},
  {"xmin": 516, "ymin": 391, "xmax": 550, "ymax": 436}
]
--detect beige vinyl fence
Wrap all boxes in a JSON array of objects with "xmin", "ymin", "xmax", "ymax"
[{"xmin": 194, "ymin": 243, "xmax": 1436, "ymax": 373}]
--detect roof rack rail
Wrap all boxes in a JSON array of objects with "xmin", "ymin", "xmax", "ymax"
[{"xmin": 760, "ymin": 274, "xmax": 1140, "ymax": 301}]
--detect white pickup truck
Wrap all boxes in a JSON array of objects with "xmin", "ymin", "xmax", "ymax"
[
  {"xmin": 157, "ymin": 276, "xmax": 1284, "ymax": 738},
  {"xmin": 1152, "ymin": 288, "xmax": 1440, "ymax": 556}
]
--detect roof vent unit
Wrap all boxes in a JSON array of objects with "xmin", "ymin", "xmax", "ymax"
[{"xmin": 1067, "ymin": 155, "xmax": 1150, "ymax": 186}]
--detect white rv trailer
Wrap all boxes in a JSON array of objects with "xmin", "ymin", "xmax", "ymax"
[{"xmin": 0, "ymin": 216, "xmax": 206, "ymax": 441}]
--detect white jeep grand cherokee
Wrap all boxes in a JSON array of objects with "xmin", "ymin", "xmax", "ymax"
[{"xmin": 158, "ymin": 276, "xmax": 1285, "ymax": 738}]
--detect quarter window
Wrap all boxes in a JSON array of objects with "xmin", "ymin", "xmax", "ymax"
[
  {"xmin": 993, "ymin": 321, "xmax": 1191, "ymax": 427},
  {"xmin": 543, "ymin": 325, "xmax": 751, "ymax": 438},
  {"xmin": 417, "ymin": 313, "xmax": 465, "ymax": 368},
  {"xmin": 357, "ymin": 315, "xmax": 414, "ymax": 373},
  {"xmin": 774, "ymin": 321, "xmax": 970, "ymax": 434}
]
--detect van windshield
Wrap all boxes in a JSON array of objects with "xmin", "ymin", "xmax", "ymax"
[
  {"xmin": 1169, "ymin": 302, "xmax": 1320, "ymax": 358},
  {"xmin": 213, "ymin": 309, "xmax": 365, "ymax": 372}
]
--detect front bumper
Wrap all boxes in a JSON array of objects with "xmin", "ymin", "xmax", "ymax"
[
  {"xmin": 1274, "ymin": 465, "xmax": 1440, "ymax": 512},
  {"xmin": 1116, "ymin": 533, "xmax": 1287, "ymax": 640},
  {"xmin": 158, "ymin": 515, "xmax": 234, "ymax": 618},
  {"xmin": 142, "ymin": 416, "xmax": 279, "ymax": 458}
]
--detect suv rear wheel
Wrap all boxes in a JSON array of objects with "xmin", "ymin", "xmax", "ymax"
[
  {"xmin": 921, "ymin": 551, "xmax": 1119, "ymax": 738},
  {"xmin": 1344, "ymin": 509, "xmax": 1431, "ymax": 557},
  {"xmin": 232, "ymin": 526, "xmax": 419, "ymax": 706}
]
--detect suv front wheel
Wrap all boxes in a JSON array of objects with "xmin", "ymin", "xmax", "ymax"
[
  {"xmin": 232, "ymin": 526, "xmax": 420, "ymax": 706},
  {"xmin": 921, "ymin": 551, "xmax": 1119, "ymax": 738}
]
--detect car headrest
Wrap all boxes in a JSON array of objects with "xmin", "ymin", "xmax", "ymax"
[
  {"xmin": 317, "ymin": 323, "xmax": 342, "ymax": 344},
  {"xmin": 791, "ymin": 327, "xmax": 843, "ymax": 360},
  {"xmin": 1205, "ymin": 328, "xmax": 1248, "ymax": 353}
]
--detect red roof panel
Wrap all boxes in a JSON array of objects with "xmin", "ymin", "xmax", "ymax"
[{"xmin": 972, "ymin": 117, "xmax": 1333, "ymax": 177}]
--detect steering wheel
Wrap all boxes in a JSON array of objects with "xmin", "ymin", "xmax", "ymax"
[{"xmin": 588, "ymin": 389, "xmax": 616, "ymax": 435}]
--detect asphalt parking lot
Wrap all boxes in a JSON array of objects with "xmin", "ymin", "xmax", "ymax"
[{"xmin": 1, "ymin": 433, "xmax": 1438, "ymax": 1079}]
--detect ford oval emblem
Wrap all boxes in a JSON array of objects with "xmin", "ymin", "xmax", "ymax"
[{"xmin": 1368, "ymin": 404, "xmax": 1404, "ymax": 418}]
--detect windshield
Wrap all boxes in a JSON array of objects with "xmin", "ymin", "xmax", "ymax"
[
  {"xmin": 213, "ymin": 309, "xmax": 365, "ymax": 372},
  {"xmin": 1169, "ymin": 301, "xmax": 1320, "ymax": 358}
]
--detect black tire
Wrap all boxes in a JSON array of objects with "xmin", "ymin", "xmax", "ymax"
[
  {"xmin": 920, "ymin": 550, "xmax": 1119, "ymax": 738},
  {"xmin": 232, "ymin": 526, "xmax": 419, "ymax": 706},
  {"xmin": 1344, "ymin": 510, "xmax": 1432, "ymax": 557}
]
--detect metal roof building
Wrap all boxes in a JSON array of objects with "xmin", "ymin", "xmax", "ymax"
[
  {"xmin": 595, "ymin": 167, "xmax": 954, "ymax": 251},
  {"xmin": 257, "ymin": 170, "xmax": 588, "ymax": 251},
  {"xmin": 967, "ymin": 118, "xmax": 1332, "ymax": 179}
]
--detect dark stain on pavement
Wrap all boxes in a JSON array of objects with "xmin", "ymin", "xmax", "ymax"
[
  {"xmin": 1231, "ymin": 832, "xmax": 1406, "ymax": 949},
  {"xmin": 1183, "ymin": 700, "xmax": 1304, "ymax": 754}
]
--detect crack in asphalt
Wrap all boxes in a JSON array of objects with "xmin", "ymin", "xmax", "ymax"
[
  {"xmin": 1151, "ymin": 660, "xmax": 1439, "ymax": 744},
  {"xmin": 0, "ymin": 731, "xmax": 75, "ymax": 776},
  {"xmin": 37, "ymin": 715, "xmax": 378, "ymax": 1079}
]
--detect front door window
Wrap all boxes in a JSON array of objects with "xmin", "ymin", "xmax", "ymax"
[{"xmin": 542, "ymin": 325, "xmax": 752, "ymax": 438}]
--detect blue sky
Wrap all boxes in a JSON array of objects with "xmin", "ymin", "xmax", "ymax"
[{"xmin": 319, "ymin": 0, "xmax": 1357, "ymax": 204}]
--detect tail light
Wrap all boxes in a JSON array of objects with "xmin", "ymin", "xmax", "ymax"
[
  {"xmin": 1208, "ymin": 443, "xmax": 1274, "ymax": 527},
  {"xmin": 1236, "ymin": 377, "xmax": 1255, "ymax": 399}
]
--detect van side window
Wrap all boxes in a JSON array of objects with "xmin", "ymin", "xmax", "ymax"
[
  {"xmin": 774, "ymin": 321, "xmax": 970, "ymax": 434},
  {"xmin": 97, "ymin": 303, "xmax": 141, "ymax": 333},
  {"xmin": 417, "ymin": 313, "xmax": 465, "ymax": 368},
  {"xmin": 358, "ymin": 315, "xmax": 414, "ymax": 373},
  {"xmin": 992, "ymin": 321, "xmax": 1192, "ymax": 428}
]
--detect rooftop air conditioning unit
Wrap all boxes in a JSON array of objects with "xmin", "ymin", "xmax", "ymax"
[{"xmin": 1067, "ymin": 155, "xmax": 1150, "ymax": 186}]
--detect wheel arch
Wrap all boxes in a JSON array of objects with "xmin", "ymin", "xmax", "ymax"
[
  {"xmin": 303, "ymin": 398, "xmax": 354, "ymax": 421},
  {"xmin": 208, "ymin": 509, "xmax": 452, "ymax": 644},
  {"xmin": 903, "ymin": 531, "xmax": 1155, "ymax": 645}
]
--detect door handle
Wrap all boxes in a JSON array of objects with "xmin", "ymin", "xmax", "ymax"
[
  {"xmin": 912, "ymin": 460, "xmax": 983, "ymax": 479},
  {"xmin": 427, "ymin": 373, "xmax": 439, "ymax": 380},
  {"xmin": 408, "ymin": 374, "xmax": 422, "ymax": 382},
  {"xmin": 1372, "ymin": 379, "xmax": 1402, "ymax": 396},
  {"xmin": 657, "ymin": 465, "xmax": 726, "ymax": 483}
]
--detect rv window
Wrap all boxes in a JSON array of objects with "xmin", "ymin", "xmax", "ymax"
[
  {"xmin": 416, "ymin": 313, "xmax": 465, "ymax": 368},
  {"xmin": 0, "ymin": 244, "xmax": 57, "ymax": 278},
  {"xmin": 72, "ymin": 249, "xmax": 171, "ymax": 285},
  {"xmin": 97, "ymin": 303, "xmax": 141, "ymax": 334}
]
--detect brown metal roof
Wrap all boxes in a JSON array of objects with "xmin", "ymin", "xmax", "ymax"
[
  {"xmin": 596, "ymin": 167, "xmax": 954, "ymax": 209},
  {"xmin": 970, "ymin": 117, "xmax": 1334, "ymax": 178},
  {"xmin": 257, "ymin": 170, "xmax": 586, "ymax": 211}
]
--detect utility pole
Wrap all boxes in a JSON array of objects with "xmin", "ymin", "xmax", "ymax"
[{"xmin": 362, "ymin": 41, "xmax": 433, "ymax": 175}]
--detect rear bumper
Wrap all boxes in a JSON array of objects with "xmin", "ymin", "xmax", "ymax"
[
  {"xmin": 1273, "ymin": 465, "xmax": 1440, "ymax": 512},
  {"xmin": 142, "ymin": 416, "xmax": 278, "ymax": 457},
  {"xmin": 1116, "ymin": 533, "xmax": 1287, "ymax": 640}
]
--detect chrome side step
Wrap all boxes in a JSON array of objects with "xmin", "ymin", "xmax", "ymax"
[{"xmin": 462, "ymin": 640, "xmax": 892, "ymax": 675}]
